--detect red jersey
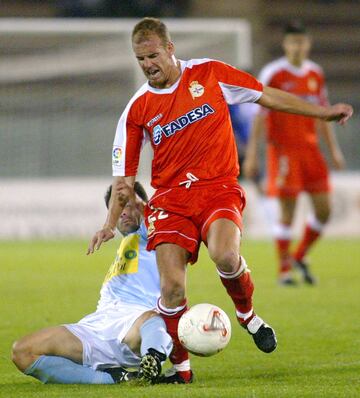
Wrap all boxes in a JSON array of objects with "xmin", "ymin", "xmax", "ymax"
[
  {"xmin": 259, "ymin": 57, "xmax": 328, "ymax": 149},
  {"xmin": 112, "ymin": 59, "xmax": 263, "ymax": 188}
]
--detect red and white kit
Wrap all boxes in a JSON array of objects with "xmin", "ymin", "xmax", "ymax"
[
  {"xmin": 113, "ymin": 59, "xmax": 263, "ymax": 260},
  {"xmin": 258, "ymin": 57, "xmax": 330, "ymax": 198}
]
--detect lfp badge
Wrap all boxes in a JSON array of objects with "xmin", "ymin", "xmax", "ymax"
[{"xmin": 112, "ymin": 146, "xmax": 123, "ymax": 165}]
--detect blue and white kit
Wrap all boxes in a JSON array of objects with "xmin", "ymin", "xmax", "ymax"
[{"xmin": 65, "ymin": 222, "xmax": 160, "ymax": 370}]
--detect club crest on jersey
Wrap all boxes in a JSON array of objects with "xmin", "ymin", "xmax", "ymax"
[
  {"xmin": 189, "ymin": 81, "xmax": 205, "ymax": 99},
  {"xmin": 307, "ymin": 77, "xmax": 318, "ymax": 92},
  {"xmin": 152, "ymin": 103, "xmax": 215, "ymax": 145}
]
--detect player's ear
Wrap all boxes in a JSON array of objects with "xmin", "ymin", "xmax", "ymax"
[{"xmin": 167, "ymin": 41, "xmax": 175, "ymax": 55}]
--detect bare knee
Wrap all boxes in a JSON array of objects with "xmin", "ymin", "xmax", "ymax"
[
  {"xmin": 11, "ymin": 339, "xmax": 36, "ymax": 372},
  {"xmin": 315, "ymin": 206, "xmax": 330, "ymax": 224},
  {"xmin": 311, "ymin": 193, "xmax": 331, "ymax": 224},
  {"xmin": 279, "ymin": 198, "xmax": 296, "ymax": 225},
  {"xmin": 209, "ymin": 248, "xmax": 239, "ymax": 273},
  {"xmin": 123, "ymin": 310, "xmax": 158, "ymax": 354}
]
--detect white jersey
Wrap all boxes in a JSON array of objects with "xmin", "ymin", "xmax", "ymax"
[
  {"xmin": 64, "ymin": 222, "xmax": 160, "ymax": 370},
  {"xmin": 97, "ymin": 222, "xmax": 160, "ymax": 310}
]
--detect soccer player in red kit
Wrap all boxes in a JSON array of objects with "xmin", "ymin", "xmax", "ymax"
[
  {"xmin": 88, "ymin": 18, "xmax": 352, "ymax": 383},
  {"xmin": 244, "ymin": 21, "xmax": 346, "ymax": 285}
]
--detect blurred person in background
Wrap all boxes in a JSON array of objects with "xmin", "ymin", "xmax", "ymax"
[
  {"xmin": 229, "ymin": 101, "xmax": 258, "ymax": 181},
  {"xmin": 230, "ymin": 100, "xmax": 280, "ymax": 232},
  {"xmin": 244, "ymin": 21, "xmax": 345, "ymax": 286}
]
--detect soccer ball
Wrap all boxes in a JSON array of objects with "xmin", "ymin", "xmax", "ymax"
[{"xmin": 178, "ymin": 303, "xmax": 232, "ymax": 357}]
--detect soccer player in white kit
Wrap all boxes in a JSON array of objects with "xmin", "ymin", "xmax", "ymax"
[{"xmin": 11, "ymin": 183, "xmax": 173, "ymax": 384}]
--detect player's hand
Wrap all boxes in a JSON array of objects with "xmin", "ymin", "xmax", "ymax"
[
  {"xmin": 331, "ymin": 149, "xmax": 346, "ymax": 170},
  {"xmin": 243, "ymin": 156, "xmax": 259, "ymax": 180},
  {"xmin": 323, "ymin": 103, "xmax": 353, "ymax": 125},
  {"xmin": 87, "ymin": 227, "xmax": 115, "ymax": 255},
  {"xmin": 116, "ymin": 181, "xmax": 135, "ymax": 207}
]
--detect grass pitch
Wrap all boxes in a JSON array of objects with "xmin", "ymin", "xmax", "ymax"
[{"xmin": 0, "ymin": 238, "xmax": 359, "ymax": 398}]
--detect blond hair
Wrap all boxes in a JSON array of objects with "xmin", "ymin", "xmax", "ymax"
[{"xmin": 132, "ymin": 17, "xmax": 171, "ymax": 47}]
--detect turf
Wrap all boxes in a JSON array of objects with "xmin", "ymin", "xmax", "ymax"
[{"xmin": 0, "ymin": 238, "xmax": 359, "ymax": 398}]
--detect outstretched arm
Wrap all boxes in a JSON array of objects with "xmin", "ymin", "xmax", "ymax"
[
  {"xmin": 317, "ymin": 120, "xmax": 345, "ymax": 170},
  {"xmin": 243, "ymin": 113, "xmax": 266, "ymax": 180},
  {"xmin": 87, "ymin": 176, "xmax": 135, "ymax": 254},
  {"xmin": 258, "ymin": 86, "xmax": 353, "ymax": 125}
]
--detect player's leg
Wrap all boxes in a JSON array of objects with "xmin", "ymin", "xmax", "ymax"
[
  {"xmin": 206, "ymin": 217, "xmax": 277, "ymax": 353},
  {"xmin": 144, "ymin": 201, "xmax": 199, "ymax": 384},
  {"xmin": 276, "ymin": 196, "xmax": 297, "ymax": 284},
  {"xmin": 292, "ymin": 192, "xmax": 330, "ymax": 283},
  {"xmin": 266, "ymin": 149, "xmax": 301, "ymax": 284},
  {"xmin": 122, "ymin": 310, "xmax": 173, "ymax": 381},
  {"xmin": 292, "ymin": 149, "xmax": 331, "ymax": 283},
  {"xmin": 12, "ymin": 326, "xmax": 83, "ymax": 371},
  {"xmin": 207, "ymin": 218, "xmax": 253, "ymax": 320},
  {"xmin": 123, "ymin": 311, "xmax": 172, "ymax": 357},
  {"xmin": 11, "ymin": 326, "xmax": 117, "ymax": 384},
  {"xmin": 154, "ymin": 243, "xmax": 193, "ymax": 383}
]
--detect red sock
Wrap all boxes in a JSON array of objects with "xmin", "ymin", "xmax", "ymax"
[
  {"xmin": 294, "ymin": 225, "xmax": 321, "ymax": 261},
  {"xmin": 176, "ymin": 370, "xmax": 192, "ymax": 382},
  {"xmin": 157, "ymin": 298, "xmax": 189, "ymax": 366},
  {"xmin": 276, "ymin": 238, "xmax": 292, "ymax": 273},
  {"xmin": 218, "ymin": 265, "xmax": 254, "ymax": 315}
]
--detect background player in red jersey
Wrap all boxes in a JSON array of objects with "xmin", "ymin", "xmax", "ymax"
[
  {"xmin": 88, "ymin": 18, "xmax": 352, "ymax": 383},
  {"xmin": 244, "ymin": 21, "xmax": 346, "ymax": 285}
]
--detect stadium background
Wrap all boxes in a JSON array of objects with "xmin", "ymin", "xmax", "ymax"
[
  {"xmin": 1, "ymin": 0, "xmax": 359, "ymax": 240},
  {"xmin": 0, "ymin": 2, "xmax": 359, "ymax": 397}
]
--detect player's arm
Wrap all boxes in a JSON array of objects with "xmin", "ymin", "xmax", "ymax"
[
  {"xmin": 87, "ymin": 176, "xmax": 136, "ymax": 255},
  {"xmin": 106, "ymin": 176, "xmax": 136, "ymax": 228},
  {"xmin": 317, "ymin": 120, "xmax": 345, "ymax": 170},
  {"xmin": 258, "ymin": 86, "xmax": 353, "ymax": 125},
  {"xmin": 87, "ymin": 99, "xmax": 144, "ymax": 255},
  {"xmin": 243, "ymin": 112, "xmax": 266, "ymax": 180}
]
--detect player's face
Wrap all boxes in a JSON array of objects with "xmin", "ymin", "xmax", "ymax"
[
  {"xmin": 117, "ymin": 200, "xmax": 142, "ymax": 235},
  {"xmin": 282, "ymin": 33, "xmax": 311, "ymax": 66},
  {"xmin": 132, "ymin": 33, "xmax": 179, "ymax": 88}
]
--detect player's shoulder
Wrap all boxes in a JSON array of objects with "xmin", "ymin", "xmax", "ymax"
[
  {"xmin": 304, "ymin": 59, "xmax": 325, "ymax": 76},
  {"xmin": 182, "ymin": 58, "xmax": 213, "ymax": 69},
  {"xmin": 182, "ymin": 58, "xmax": 233, "ymax": 71},
  {"xmin": 258, "ymin": 57, "xmax": 288, "ymax": 84},
  {"xmin": 123, "ymin": 82, "xmax": 151, "ymax": 117},
  {"xmin": 129, "ymin": 82, "xmax": 150, "ymax": 105}
]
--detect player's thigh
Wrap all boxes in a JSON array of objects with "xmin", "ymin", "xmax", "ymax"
[
  {"xmin": 309, "ymin": 192, "xmax": 331, "ymax": 222},
  {"xmin": 197, "ymin": 184, "xmax": 245, "ymax": 270},
  {"xmin": 122, "ymin": 310, "xmax": 158, "ymax": 354},
  {"xmin": 266, "ymin": 148, "xmax": 302, "ymax": 197},
  {"xmin": 145, "ymin": 202, "xmax": 200, "ymax": 264},
  {"xmin": 304, "ymin": 149, "xmax": 330, "ymax": 201},
  {"xmin": 206, "ymin": 218, "xmax": 241, "ymax": 271},
  {"xmin": 156, "ymin": 243, "xmax": 188, "ymax": 306},
  {"xmin": 279, "ymin": 197, "xmax": 297, "ymax": 225},
  {"xmin": 12, "ymin": 326, "xmax": 82, "ymax": 371}
]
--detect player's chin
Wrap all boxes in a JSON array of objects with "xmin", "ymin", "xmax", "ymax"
[
  {"xmin": 124, "ymin": 224, "xmax": 140, "ymax": 234},
  {"xmin": 149, "ymin": 74, "xmax": 164, "ymax": 86}
]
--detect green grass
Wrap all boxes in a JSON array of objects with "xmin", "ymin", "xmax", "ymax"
[{"xmin": 1, "ymin": 238, "xmax": 359, "ymax": 398}]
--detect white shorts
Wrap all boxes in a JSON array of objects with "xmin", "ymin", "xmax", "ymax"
[{"xmin": 64, "ymin": 302, "xmax": 154, "ymax": 370}]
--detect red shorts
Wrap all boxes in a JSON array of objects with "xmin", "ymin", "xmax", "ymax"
[
  {"xmin": 266, "ymin": 145, "xmax": 330, "ymax": 198},
  {"xmin": 144, "ymin": 181, "xmax": 246, "ymax": 264}
]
